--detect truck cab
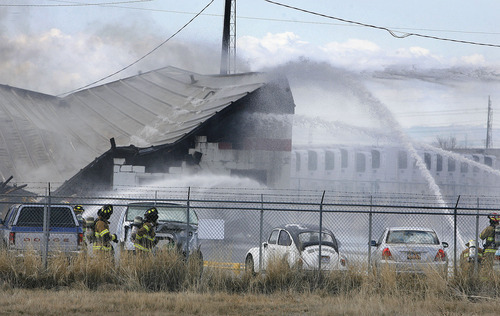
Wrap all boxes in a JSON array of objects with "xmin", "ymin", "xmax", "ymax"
[{"xmin": 0, "ymin": 204, "xmax": 83, "ymax": 253}]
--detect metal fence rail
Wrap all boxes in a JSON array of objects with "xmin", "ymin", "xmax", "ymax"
[{"xmin": 0, "ymin": 187, "xmax": 498, "ymax": 274}]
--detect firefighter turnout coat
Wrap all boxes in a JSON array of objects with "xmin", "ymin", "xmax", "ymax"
[
  {"xmin": 133, "ymin": 221, "xmax": 157, "ymax": 252},
  {"xmin": 94, "ymin": 218, "xmax": 116, "ymax": 252},
  {"xmin": 480, "ymin": 224, "xmax": 497, "ymax": 267}
]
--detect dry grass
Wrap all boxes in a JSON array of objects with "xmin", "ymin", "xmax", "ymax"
[
  {"xmin": 0, "ymin": 249, "xmax": 500, "ymax": 315},
  {"xmin": 0, "ymin": 288, "xmax": 499, "ymax": 315}
]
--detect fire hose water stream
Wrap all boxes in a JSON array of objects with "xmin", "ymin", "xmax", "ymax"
[{"xmin": 346, "ymin": 79, "xmax": 466, "ymax": 248}]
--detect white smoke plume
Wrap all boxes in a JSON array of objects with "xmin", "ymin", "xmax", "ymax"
[{"xmin": 0, "ymin": 18, "xmax": 226, "ymax": 95}]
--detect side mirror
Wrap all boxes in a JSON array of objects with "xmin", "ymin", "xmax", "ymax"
[
  {"xmin": 370, "ymin": 240, "xmax": 377, "ymax": 247},
  {"xmin": 263, "ymin": 242, "xmax": 268, "ymax": 248},
  {"xmin": 442, "ymin": 242, "xmax": 449, "ymax": 248}
]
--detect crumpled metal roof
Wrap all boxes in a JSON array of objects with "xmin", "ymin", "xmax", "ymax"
[{"xmin": 0, "ymin": 66, "xmax": 267, "ymax": 186}]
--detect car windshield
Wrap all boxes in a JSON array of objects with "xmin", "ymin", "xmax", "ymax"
[
  {"xmin": 16, "ymin": 206, "xmax": 76, "ymax": 227},
  {"xmin": 386, "ymin": 230, "xmax": 439, "ymax": 244},
  {"xmin": 125, "ymin": 204, "xmax": 198, "ymax": 225},
  {"xmin": 298, "ymin": 231, "xmax": 335, "ymax": 244}
]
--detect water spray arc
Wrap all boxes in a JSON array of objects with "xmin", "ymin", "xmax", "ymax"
[
  {"xmin": 343, "ymin": 79, "xmax": 467, "ymax": 247},
  {"xmin": 420, "ymin": 143, "xmax": 500, "ymax": 178},
  {"xmin": 349, "ymin": 84, "xmax": 446, "ymax": 205}
]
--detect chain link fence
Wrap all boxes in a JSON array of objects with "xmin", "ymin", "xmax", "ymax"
[{"xmin": 1, "ymin": 186, "xmax": 499, "ymax": 275}]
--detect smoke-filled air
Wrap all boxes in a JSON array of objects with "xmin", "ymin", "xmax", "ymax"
[{"xmin": 1, "ymin": 2, "xmax": 500, "ymax": 196}]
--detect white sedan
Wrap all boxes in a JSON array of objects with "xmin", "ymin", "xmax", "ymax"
[
  {"xmin": 370, "ymin": 227, "xmax": 449, "ymax": 275},
  {"xmin": 244, "ymin": 223, "xmax": 347, "ymax": 274}
]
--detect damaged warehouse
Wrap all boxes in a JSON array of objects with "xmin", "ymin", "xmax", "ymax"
[{"xmin": 0, "ymin": 66, "xmax": 295, "ymax": 196}]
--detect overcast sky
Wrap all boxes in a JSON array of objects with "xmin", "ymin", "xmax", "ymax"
[{"xmin": 1, "ymin": 0, "xmax": 500, "ymax": 147}]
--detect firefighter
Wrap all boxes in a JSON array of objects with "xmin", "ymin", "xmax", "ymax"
[
  {"xmin": 479, "ymin": 212, "xmax": 500, "ymax": 267},
  {"xmin": 132, "ymin": 207, "xmax": 159, "ymax": 253},
  {"xmin": 73, "ymin": 205, "xmax": 87, "ymax": 247},
  {"xmin": 93, "ymin": 204, "xmax": 118, "ymax": 254},
  {"xmin": 460, "ymin": 239, "xmax": 483, "ymax": 273},
  {"xmin": 73, "ymin": 205, "xmax": 85, "ymax": 226}
]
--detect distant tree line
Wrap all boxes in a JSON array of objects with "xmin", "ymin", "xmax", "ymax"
[{"xmin": 434, "ymin": 136, "xmax": 459, "ymax": 150}]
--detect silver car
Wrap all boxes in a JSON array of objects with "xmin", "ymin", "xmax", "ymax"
[{"xmin": 370, "ymin": 227, "xmax": 449, "ymax": 275}]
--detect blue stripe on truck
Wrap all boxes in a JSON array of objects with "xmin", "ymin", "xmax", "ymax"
[{"xmin": 10, "ymin": 227, "xmax": 83, "ymax": 233}]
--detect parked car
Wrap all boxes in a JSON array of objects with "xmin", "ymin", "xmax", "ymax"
[
  {"xmin": 0, "ymin": 204, "xmax": 83, "ymax": 254},
  {"xmin": 244, "ymin": 223, "xmax": 347, "ymax": 274},
  {"xmin": 116, "ymin": 202, "xmax": 202, "ymax": 258},
  {"xmin": 370, "ymin": 227, "xmax": 449, "ymax": 275}
]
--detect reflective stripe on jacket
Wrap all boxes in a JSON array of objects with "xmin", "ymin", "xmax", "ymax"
[
  {"xmin": 133, "ymin": 222, "xmax": 156, "ymax": 252},
  {"xmin": 480, "ymin": 225, "xmax": 496, "ymax": 250},
  {"xmin": 94, "ymin": 219, "xmax": 113, "ymax": 251}
]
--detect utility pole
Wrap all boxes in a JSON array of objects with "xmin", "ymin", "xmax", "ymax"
[
  {"xmin": 486, "ymin": 96, "xmax": 493, "ymax": 149},
  {"xmin": 220, "ymin": 0, "xmax": 236, "ymax": 75}
]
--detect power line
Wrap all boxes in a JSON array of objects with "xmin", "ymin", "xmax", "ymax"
[
  {"xmin": 11, "ymin": 1, "xmax": 500, "ymax": 37},
  {"xmin": 0, "ymin": 0, "xmax": 152, "ymax": 7},
  {"xmin": 58, "ymin": 0, "xmax": 215, "ymax": 96},
  {"xmin": 264, "ymin": 0, "xmax": 500, "ymax": 48},
  {"xmin": 394, "ymin": 108, "xmax": 488, "ymax": 118}
]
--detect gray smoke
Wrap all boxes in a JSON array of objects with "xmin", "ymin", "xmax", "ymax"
[{"xmin": 0, "ymin": 10, "xmax": 231, "ymax": 95}]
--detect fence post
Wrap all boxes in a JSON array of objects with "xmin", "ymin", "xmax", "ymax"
[
  {"xmin": 474, "ymin": 197, "xmax": 480, "ymax": 275},
  {"xmin": 318, "ymin": 191, "xmax": 325, "ymax": 278},
  {"xmin": 259, "ymin": 194, "xmax": 264, "ymax": 271},
  {"xmin": 453, "ymin": 195, "xmax": 460, "ymax": 277},
  {"xmin": 186, "ymin": 187, "xmax": 190, "ymax": 263},
  {"xmin": 368, "ymin": 195, "xmax": 373, "ymax": 273},
  {"xmin": 42, "ymin": 183, "xmax": 51, "ymax": 270}
]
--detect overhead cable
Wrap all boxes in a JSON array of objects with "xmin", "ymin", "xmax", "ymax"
[
  {"xmin": 58, "ymin": 0, "xmax": 215, "ymax": 96},
  {"xmin": 11, "ymin": 1, "xmax": 500, "ymax": 37},
  {"xmin": 264, "ymin": 0, "xmax": 500, "ymax": 48},
  {"xmin": 0, "ymin": 0, "xmax": 152, "ymax": 7}
]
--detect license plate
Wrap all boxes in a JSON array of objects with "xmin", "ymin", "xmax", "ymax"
[
  {"xmin": 321, "ymin": 255, "xmax": 330, "ymax": 264},
  {"xmin": 407, "ymin": 252, "xmax": 421, "ymax": 260}
]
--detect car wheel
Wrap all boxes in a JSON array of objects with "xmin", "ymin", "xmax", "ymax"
[
  {"xmin": 292, "ymin": 258, "xmax": 303, "ymax": 271},
  {"xmin": 245, "ymin": 255, "xmax": 255, "ymax": 275},
  {"xmin": 442, "ymin": 263, "xmax": 449, "ymax": 280},
  {"xmin": 371, "ymin": 261, "xmax": 380, "ymax": 277},
  {"xmin": 189, "ymin": 249, "xmax": 204, "ymax": 278}
]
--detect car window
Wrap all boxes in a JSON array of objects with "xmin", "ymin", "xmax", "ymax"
[
  {"xmin": 377, "ymin": 231, "xmax": 386, "ymax": 245},
  {"xmin": 278, "ymin": 230, "xmax": 292, "ymax": 246},
  {"xmin": 298, "ymin": 232, "xmax": 334, "ymax": 244},
  {"xmin": 386, "ymin": 230, "xmax": 439, "ymax": 244},
  {"xmin": 16, "ymin": 206, "xmax": 75, "ymax": 227},
  {"xmin": 126, "ymin": 204, "xmax": 198, "ymax": 225},
  {"xmin": 268, "ymin": 229, "xmax": 279, "ymax": 244},
  {"xmin": 3, "ymin": 206, "xmax": 14, "ymax": 223}
]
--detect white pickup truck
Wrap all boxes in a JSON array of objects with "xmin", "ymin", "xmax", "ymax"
[{"xmin": 0, "ymin": 204, "xmax": 83, "ymax": 254}]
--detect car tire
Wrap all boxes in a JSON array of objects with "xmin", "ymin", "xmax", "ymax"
[
  {"xmin": 196, "ymin": 249, "xmax": 204, "ymax": 273},
  {"xmin": 188, "ymin": 249, "xmax": 204, "ymax": 278},
  {"xmin": 245, "ymin": 255, "xmax": 255, "ymax": 275},
  {"xmin": 371, "ymin": 261, "xmax": 380, "ymax": 278},
  {"xmin": 292, "ymin": 259, "xmax": 303, "ymax": 271}
]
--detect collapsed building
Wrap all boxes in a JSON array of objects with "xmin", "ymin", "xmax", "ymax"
[
  {"xmin": 1, "ymin": 65, "xmax": 499, "ymax": 200},
  {"xmin": 0, "ymin": 66, "xmax": 295, "ymax": 196}
]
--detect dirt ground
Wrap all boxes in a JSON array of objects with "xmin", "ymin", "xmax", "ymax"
[{"xmin": 1, "ymin": 288, "xmax": 500, "ymax": 316}]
